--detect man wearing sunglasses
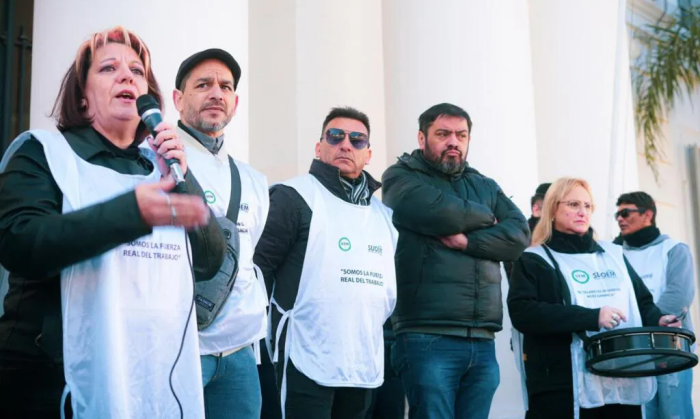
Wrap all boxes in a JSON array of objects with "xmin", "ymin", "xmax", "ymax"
[
  {"xmin": 615, "ymin": 192, "xmax": 695, "ymax": 419},
  {"xmin": 382, "ymin": 103, "xmax": 529, "ymax": 419},
  {"xmin": 254, "ymin": 107, "xmax": 397, "ymax": 419}
]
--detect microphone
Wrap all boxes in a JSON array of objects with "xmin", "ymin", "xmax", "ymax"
[{"xmin": 136, "ymin": 94, "xmax": 186, "ymax": 193}]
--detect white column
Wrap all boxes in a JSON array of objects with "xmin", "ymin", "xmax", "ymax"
[
  {"xmin": 31, "ymin": 0, "xmax": 250, "ymax": 160},
  {"xmin": 249, "ymin": 0, "xmax": 387, "ymax": 184},
  {"xmin": 382, "ymin": 1, "xmax": 539, "ymax": 417},
  {"xmin": 529, "ymin": 0, "xmax": 638, "ymax": 239}
]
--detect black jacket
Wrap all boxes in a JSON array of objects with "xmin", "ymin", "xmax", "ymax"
[
  {"xmin": 0, "ymin": 127, "xmax": 225, "ymax": 363},
  {"xmin": 382, "ymin": 150, "xmax": 529, "ymax": 336},
  {"xmin": 507, "ymin": 229, "xmax": 664, "ymax": 397},
  {"xmin": 253, "ymin": 160, "xmax": 383, "ymax": 352}
]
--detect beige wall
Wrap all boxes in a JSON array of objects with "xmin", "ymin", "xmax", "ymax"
[{"xmin": 249, "ymin": 0, "xmax": 387, "ymax": 184}]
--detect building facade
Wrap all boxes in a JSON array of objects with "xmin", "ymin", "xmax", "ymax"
[{"xmin": 2, "ymin": 0, "xmax": 699, "ymax": 417}]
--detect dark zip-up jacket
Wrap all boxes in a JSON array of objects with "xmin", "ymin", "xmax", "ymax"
[
  {"xmin": 507, "ymin": 229, "xmax": 664, "ymax": 397},
  {"xmin": 382, "ymin": 150, "xmax": 529, "ymax": 337},
  {"xmin": 0, "ymin": 127, "xmax": 225, "ymax": 363}
]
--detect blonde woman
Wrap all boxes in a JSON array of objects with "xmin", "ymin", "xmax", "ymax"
[
  {"xmin": 507, "ymin": 178, "xmax": 679, "ymax": 419},
  {"xmin": 0, "ymin": 27, "xmax": 225, "ymax": 418}
]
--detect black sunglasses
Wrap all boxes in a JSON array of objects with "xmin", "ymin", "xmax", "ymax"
[
  {"xmin": 615, "ymin": 208, "xmax": 647, "ymax": 219},
  {"xmin": 324, "ymin": 128, "xmax": 369, "ymax": 150}
]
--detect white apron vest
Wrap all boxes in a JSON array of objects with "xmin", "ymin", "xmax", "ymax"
[
  {"xmin": 511, "ymin": 327, "xmax": 528, "ymax": 410},
  {"xmin": 623, "ymin": 238, "xmax": 680, "ymax": 302},
  {"xmin": 271, "ymin": 174, "xmax": 397, "ymax": 417},
  {"xmin": 180, "ymin": 129, "xmax": 269, "ymax": 358},
  {"xmin": 527, "ymin": 241, "xmax": 656, "ymax": 415},
  {"xmin": 624, "ymin": 237, "xmax": 684, "ymax": 388},
  {"xmin": 1, "ymin": 130, "xmax": 205, "ymax": 418}
]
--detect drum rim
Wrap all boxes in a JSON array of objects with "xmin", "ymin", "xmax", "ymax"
[
  {"xmin": 587, "ymin": 327, "xmax": 695, "ymax": 343},
  {"xmin": 585, "ymin": 348, "xmax": 698, "ymax": 377}
]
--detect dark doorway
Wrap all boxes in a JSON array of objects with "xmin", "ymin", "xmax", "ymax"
[{"xmin": 1, "ymin": 0, "xmax": 34, "ymax": 157}]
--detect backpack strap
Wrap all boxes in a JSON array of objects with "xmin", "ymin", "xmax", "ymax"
[{"xmin": 226, "ymin": 156, "xmax": 242, "ymax": 222}]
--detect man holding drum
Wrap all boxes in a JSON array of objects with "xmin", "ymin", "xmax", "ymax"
[{"xmin": 616, "ymin": 191, "xmax": 695, "ymax": 419}]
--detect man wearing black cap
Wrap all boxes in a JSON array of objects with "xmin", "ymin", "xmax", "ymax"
[{"xmin": 173, "ymin": 49, "xmax": 270, "ymax": 419}]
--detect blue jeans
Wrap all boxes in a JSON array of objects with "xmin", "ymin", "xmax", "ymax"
[
  {"xmin": 645, "ymin": 368, "xmax": 694, "ymax": 419},
  {"xmin": 392, "ymin": 333, "xmax": 500, "ymax": 419},
  {"xmin": 201, "ymin": 345, "xmax": 262, "ymax": 419}
]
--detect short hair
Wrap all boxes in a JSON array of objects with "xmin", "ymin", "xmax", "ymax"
[
  {"xmin": 418, "ymin": 103, "xmax": 473, "ymax": 136},
  {"xmin": 616, "ymin": 191, "xmax": 657, "ymax": 225},
  {"xmin": 531, "ymin": 182, "xmax": 552, "ymax": 207},
  {"xmin": 531, "ymin": 177, "xmax": 596, "ymax": 246},
  {"xmin": 320, "ymin": 107, "xmax": 371, "ymax": 137},
  {"xmin": 51, "ymin": 26, "xmax": 163, "ymax": 140}
]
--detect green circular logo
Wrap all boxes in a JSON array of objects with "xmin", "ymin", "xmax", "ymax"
[
  {"xmin": 572, "ymin": 270, "xmax": 590, "ymax": 284},
  {"xmin": 204, "ymin": 190, "xmax": 216, "ymax": 204},
  {"xmin": 338, "ymin": 237, "xmax": 352, "ymax": 252}
]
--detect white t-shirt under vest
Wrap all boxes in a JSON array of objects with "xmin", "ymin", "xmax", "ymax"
[
  {"xmin": 0, "ymin": 130, "xmax": 204, "ymax": 419},
  {"xmin": 526, "ymin": 241, "xmax": 655, "ymax": 414},
  {"xmin": 180, "ymin": 128, "xmax": 270, "ymax": 357},
  {"xmin": 271, "ymin": 174, "xmax": 397, "ymax": 417}
]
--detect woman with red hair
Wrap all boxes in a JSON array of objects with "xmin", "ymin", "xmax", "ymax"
[{"xmin": 0, "ymin": 27, "xmax": 224, "ymax": 418}]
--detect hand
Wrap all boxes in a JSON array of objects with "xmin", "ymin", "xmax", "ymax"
[
  {"xmin": 439, "ymin": 233, "xmax": 468, "ymax": 250},
  {"xmin": 659, "ymin": 314, "xmax": 682, "ymax": 328},
  {"xmin": 147, "ymin": 121, "xmax": 188, "ymax": 177},
  {"xmin": 598, "ymin": 306, "xmax": 627, "ymax": 330},
  {"xmin": 135, "ymin": 176, "xmax": 209, "ymax": 228}
]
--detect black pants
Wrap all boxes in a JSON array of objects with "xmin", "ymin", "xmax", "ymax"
[
  {"xmin": 276, "ymin": 358, "xmax": 372, "ymax": 419},
  {"xmin": 526, "ymin": 391, "xmax": 642, "ymax": 419},
  {"xmin": 0, "ymin": 357, "xmax": 72, "ymax": 419},
  {"xmin": 365, "ymin": 344, "xmax": 405, "ymax": 419},
  {"xmin": 259, "ymin": 340, "xmax": 283, "ymax": 419}
]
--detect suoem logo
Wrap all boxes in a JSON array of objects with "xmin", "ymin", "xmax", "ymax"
[
  {"xmin": 571, "ymin": 269, "xmax": 619, "ymax": 284},
  {"xmin": 571, "ymin": 270, "xmax": 590, "ymax": 284},
  {"xmin": 204, "ymin": 190, "xmax": 216, "ymax": 204},
  {"xmin": 592, "ymin": 270, "xmax": 618, "ymax": 279},
  {"xmin": 368, "ymin": 244, "xmax": 383, "ymax": 256},
  {"xmin": 338, "ymin": 237, "xmax": 352, "ymax": 252}
]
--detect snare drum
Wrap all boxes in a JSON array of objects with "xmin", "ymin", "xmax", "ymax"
[{"xmin": 584, "ymin": 327, "xmax": 697, "ymax": 377}]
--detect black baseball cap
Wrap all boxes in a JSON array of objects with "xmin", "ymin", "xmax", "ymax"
[
  {"xmin": 175, "ymin": 48, "xmax": 242, "ymax": 90},
  {"xmin": 534, "ymin": 182, "xmax": 551, "ymax": 198}
]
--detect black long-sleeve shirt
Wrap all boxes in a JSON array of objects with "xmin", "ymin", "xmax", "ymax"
[
  {"xmin": 507, "ymin": 228, "xmax": 664, "ymax": 396},
  {"xmin": 253, "ymin": 160, "xmax": 383, "ymax": 355},
  {"xmin": 0, "ymin": 126, "xmax": 225, "ymax": 362}
]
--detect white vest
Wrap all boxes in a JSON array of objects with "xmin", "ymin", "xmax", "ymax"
[
  {"xmin": 526, "ymin": 241, "xmax": 656, "ymax": 414},
  {"xmin": 180, "ymin": 128, "xmax": 270, "ymax": 357},
  {"xmin": 0, "ymin": 130, "xmax": 204, "ymax": 419},
  {"xmin": 271, "ymin": 174, "xmax": 397, "ymax": 417},
  {"xmin": 623, "ymin": 238, "xmax": 680, "ymax": 302}
]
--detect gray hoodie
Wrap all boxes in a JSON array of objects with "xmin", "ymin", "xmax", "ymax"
[{"xmin": 623, "ymin": 234, "xmax": 695, "ymax": 332}]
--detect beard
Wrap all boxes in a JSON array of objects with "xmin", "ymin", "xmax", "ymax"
[
  {"xmin": 183, "ymin": 101, "xmax": 233, "ymax": 135},
  {"xmin": 424, "ymin": 141, "xmax": 467, "ymax": 175}
]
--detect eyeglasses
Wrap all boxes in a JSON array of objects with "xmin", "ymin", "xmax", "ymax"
[
  {"xmin": 559, "ymin": 200, "xmax": 595, "ymax": 213},
  {"xmin": 324, "ymin": 128, "xmax": 369, "ymax": 150},
  {"xmin": 614, "ymin": 208, "xmax": 646, "ymax": 220}
]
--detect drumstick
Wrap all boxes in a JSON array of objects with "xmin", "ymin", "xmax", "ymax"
[{"xmin": 676, "ymin": 310, "xmax": 688, "ymax": 322}]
